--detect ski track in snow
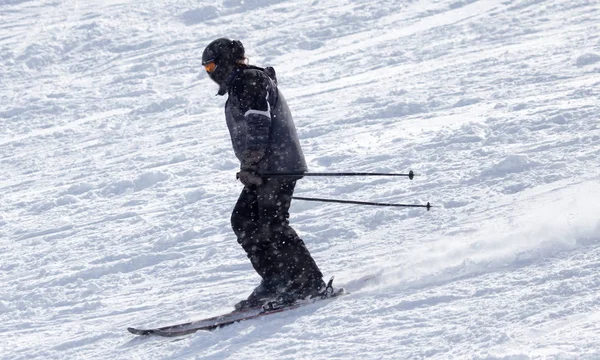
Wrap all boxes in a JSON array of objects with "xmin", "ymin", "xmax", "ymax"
[{"xmin": 1, "ymin": 0, "xmax": 600, "ymax": 359}]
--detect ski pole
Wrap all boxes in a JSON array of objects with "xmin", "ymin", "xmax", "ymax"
[
  {"xmin": 261, "ymin": 170, "xmax": 415, "ymax": 180},
  {"xmin": 293, "ymin": 196, "xmax": 432, "ymax": 211}
]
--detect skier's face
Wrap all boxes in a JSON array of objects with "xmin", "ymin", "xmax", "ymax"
[
  {"xmin": 207, "ymin": 62, "xmax": 226, "ymax": 84},
  {"xmin": 205, "ymin": 61, "xmax": 233, "ymax": 95}
]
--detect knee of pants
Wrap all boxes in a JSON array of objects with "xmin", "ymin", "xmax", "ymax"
[{"xmin": 231, "ymin": 212, "xmax": 255, "ymax": 238}]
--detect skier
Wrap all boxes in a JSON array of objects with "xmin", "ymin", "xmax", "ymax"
[{"xmin": 202, "ymin": 38, "xmax": 327, "ymax": 310}]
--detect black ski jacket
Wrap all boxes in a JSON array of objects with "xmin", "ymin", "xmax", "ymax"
[{"xmin": 224, "ymin": 65, "xmax": 307, "ymax": 174}]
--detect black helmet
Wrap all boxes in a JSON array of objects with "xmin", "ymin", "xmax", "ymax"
[{"xmin": 202, "ymin": 38, "xmax": 245, "ymax": 95}]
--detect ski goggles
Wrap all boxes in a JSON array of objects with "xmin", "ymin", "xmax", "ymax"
[{"xmin": 203, "ymin": 61, "xmax": 216, "ymax": 73}]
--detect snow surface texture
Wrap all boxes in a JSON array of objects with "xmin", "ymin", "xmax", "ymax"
[{"xmin": 1, "ymin": 0, "xmax": 600, "ymax": 359}]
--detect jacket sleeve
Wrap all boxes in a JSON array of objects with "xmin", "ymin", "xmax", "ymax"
[{"xmin": 237, "ymin": 71, "xmax": 272, "ymax": 164}]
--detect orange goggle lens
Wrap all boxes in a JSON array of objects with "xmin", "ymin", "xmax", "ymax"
[{"xmin": 204, "ymin": 62, "xmax": 216, "ymax": 73}]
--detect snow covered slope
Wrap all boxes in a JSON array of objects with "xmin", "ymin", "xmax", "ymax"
[{"xmin": 1, "ymin": 0, "xmax": 600, "ymax": 359}]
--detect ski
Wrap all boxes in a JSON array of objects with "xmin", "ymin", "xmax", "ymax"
[{"xmin": 128, "ymin": 287, "xmax": 345, "ymax": 337}]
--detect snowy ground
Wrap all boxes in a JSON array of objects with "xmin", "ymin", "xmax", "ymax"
[{"xmin": 2, "ymin": 0, "xmax": 600, "ymax": 359}]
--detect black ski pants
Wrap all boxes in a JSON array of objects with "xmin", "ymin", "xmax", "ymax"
[{"xmin": 231, "ymin": 177, "xmax": 323, "ymax": 290}]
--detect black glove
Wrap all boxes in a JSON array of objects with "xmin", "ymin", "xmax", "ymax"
[{"xmin": 236, "ymin": 170, "xmax": 263, "ymax": 186}]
